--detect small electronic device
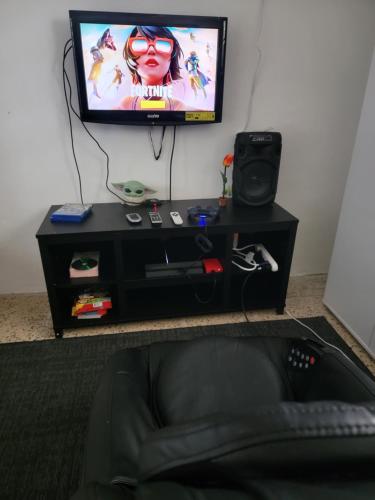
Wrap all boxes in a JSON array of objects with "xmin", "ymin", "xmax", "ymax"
[
  {"xmin": 203, "ymin": 258, "xmax": 223, "ymax": 273},
  {"xmin": 148, "ymin": 212, "xmax": 163, "ymax": 226},
  {"xmin": 170, "ymin": 211, "xmax": 183, "ymax": 225},
  {"xmin": 126, "ymin": 213, "xmax": 142, "ymax": 224},
  {"xmin": 145, "ymin": 260, "xmax": 203, "ymax": 278}
]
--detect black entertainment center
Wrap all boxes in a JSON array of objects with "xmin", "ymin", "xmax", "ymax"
[{"xmin": 36, "ymin": 200, "xmax": 298, "ymax": 338}]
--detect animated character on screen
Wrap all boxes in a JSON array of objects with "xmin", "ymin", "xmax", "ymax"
[
  {"xmin": 118, "ymin": 26, "xmax": 187, "ymax": 111},
  {"xmin": 106, "ymin": 65, "xmax": 125, "ymax": 92},
  {"xmin": 184, "ymin": 51, "xmax": 210, "ymax": 98},
  {"xmin": 88, "ymin": 28, "xmax": 116, "ymax": 99}
]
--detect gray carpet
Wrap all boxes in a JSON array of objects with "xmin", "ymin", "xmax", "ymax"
[{"xmin": 0, "ymin": 317, "xmax": 371, "ymax": 500}]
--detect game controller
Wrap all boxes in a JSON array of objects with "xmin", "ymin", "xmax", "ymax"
[{"xmin": 187, "ymin": 205, "xmax": 220, "ymax": 225}]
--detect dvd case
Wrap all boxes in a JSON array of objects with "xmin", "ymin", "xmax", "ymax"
[{"xmin": 50, "ymin": 204, "xmax": 92, "ymax": 223}]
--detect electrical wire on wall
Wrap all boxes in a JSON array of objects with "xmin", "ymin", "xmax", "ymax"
[
  {"xmin": 169, "ymin": 125, "xmax": 177, "ymax": 201},
  {"xmin": 149, "ymin": 126, "xmax": 166, "ymax": 160},
  {"xmin": 63, "ymin": 39, "xmax": 127, "ymax": 205},
  {"xmin": 64, "ymin": 40, "xmax": 179, "ymax": 205},
  {"xmin": 243, "ymin": 0, "xmax": 265, "ymax": 131},
  {"xmin": 63, "ymin": 40, "xmax": 84, "ymax": 205}
]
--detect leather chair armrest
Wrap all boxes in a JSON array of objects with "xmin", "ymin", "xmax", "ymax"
[
  {"xmin": 82, "ymin": 348, "xmax": 157, "ymax": 486},
  {"xmin": 303, "ymin": 346, "xmax": 375, "ymax": 402},
  {"xmin": 138, "ymin": 401, "xmax": 375, "ymax": 482}
]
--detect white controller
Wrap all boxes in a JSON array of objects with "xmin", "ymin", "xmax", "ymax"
[
  {"xmin": 255, "ymin": 244, "xmax": 278, "ymax": 272},
  {"xmin": 170, "ymin": 211, "xmax": 183, "ymax": 225}
]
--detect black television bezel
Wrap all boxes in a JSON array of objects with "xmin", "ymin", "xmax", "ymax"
[{"xmin": 69, "ymin": 10, "xmax": 227, "ymax": 126}]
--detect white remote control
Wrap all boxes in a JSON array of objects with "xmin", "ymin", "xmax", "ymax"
[{"xmin": 170, "ymin": 211, "xmax": 183, "ymax": 225}]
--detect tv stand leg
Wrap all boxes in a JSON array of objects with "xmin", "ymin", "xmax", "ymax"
[
  {"xmin": 276, "ymin": 306, "xmax": 284, "ymax": 315},
  {"xmin": 54, "ymin": 328, "xmax": 64, "ymax": 339}
]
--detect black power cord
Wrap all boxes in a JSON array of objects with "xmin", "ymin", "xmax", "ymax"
[
  {"xmin": 240, "ymin": 271, "xmax": 257, "ymax": 322},
  {"xmin": 63, "ymin": 39, "xmax": 127, "ymax": 205},
  {"xmin": 63, "ymin": 40, "xmax": 179, "ymax": 205},
  {"xmin": 63, "ymin": 40, "xmax": 84, "ymax": 205},
  {"xmin": 169, "ymin": 125, "xmax": 177, "ymax": 201},
  {"xmin": 187, "ymin": 274, "xmax": 217, "ymax": 305},
  {"xmin": 149, "ymin": 126, "xmax": 166, "ymax": 160}
]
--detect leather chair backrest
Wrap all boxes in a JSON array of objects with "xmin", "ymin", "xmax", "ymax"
[{"xmin": 153, "ymin": 336, "xmax": 294, "ymax": 426}]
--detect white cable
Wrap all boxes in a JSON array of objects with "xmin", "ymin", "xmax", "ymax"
[
  {"xmin": 233, "ymin": 244, "xmax": 258, "ymax": 252},
  {"xmin": 243, "ymin": 0, "xmax": 265, "ymax": 131},
  {"xmin": 285, "ymin": 309, "xmax": 356, "ymax": 366},
  {"xmin": 232, "ymin": 259, "xmax": 258, "ymax": 272},
  {"xmin": 232, "ymin": 246, "xmax": 257, "ymax": 270}
]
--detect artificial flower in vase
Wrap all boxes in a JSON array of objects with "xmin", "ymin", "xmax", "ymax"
[{"xmin": 219, "ymin": 153, "xmax": 234, "ymax": 207}]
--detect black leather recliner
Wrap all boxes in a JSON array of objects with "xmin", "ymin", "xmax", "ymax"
[{"xmin": 71, "ymin": 335, "xmax": 375, "ymax": 500}]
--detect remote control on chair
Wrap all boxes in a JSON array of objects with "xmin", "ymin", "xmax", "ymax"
[{"xmin": 287, "ymin": 340, "xmax": 321, "ymax": 370}]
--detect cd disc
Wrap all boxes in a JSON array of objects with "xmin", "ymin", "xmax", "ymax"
[{"xmin": 71, "ymin": 257, "xmax": 98, "ymax": 271}]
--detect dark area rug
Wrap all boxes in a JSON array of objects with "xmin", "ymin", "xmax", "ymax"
[{"xmin": 0, "ymin": 317, "xmax": 372, "ymax": 500}]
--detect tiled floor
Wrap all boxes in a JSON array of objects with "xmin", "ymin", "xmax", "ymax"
[{"xmin": 0, "ymin": 274, "xmax": 374, "ymax": 374}]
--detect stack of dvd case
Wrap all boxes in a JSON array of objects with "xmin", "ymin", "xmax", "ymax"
[
  {"xmin": 50, "ymin": 204, "xmax": 92, "ymax": 223},
  {"xmin": 72, "ymin": 290, "xmax": 112, "ymax": 319}
]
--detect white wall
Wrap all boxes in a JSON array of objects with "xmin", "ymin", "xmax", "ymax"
[
  {"xmin": 324, "ymin": 48, "xmax": 375, "ymax": 358},
  {"xmin": 0, "ymin": 0, "xmax": 375, "ymax": 294}
]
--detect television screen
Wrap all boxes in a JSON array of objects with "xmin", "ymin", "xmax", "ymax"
[{"xmin": 69, "ymin": 11, "xmax": 227, "ymax": 126}]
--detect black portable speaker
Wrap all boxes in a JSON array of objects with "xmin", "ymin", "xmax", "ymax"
[{"xmin": 232, "ymin": 132, "xmax": 282, "ymax": 207}]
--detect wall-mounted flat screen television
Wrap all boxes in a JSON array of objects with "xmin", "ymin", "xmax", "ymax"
[{"xmin": 69, "ymin": 10, "xmax": 227, "ymax": 126}]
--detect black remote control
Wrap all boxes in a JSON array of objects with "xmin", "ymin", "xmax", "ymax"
[
  {"xmin": 287, "ymin": 340, "xmax": 320, "ymax": 371},
  {"xmin": 148, "ymin": 212, "xmax": 162, "ymax": 226}
]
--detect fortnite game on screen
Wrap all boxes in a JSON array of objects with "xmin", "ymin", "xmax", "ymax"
[{"xmin": 80, "ymin": 23, "xmax": 219, "ymax": 112}]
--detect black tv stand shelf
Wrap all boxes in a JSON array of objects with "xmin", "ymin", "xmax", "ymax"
[{"xmin": 36, "ymin": 199, "xmax": 298, "ymax": 338}]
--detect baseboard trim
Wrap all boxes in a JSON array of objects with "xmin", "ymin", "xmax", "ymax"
[{"xmin": 323, "ymin": 299, "xmax": 374, "ymax": 360}]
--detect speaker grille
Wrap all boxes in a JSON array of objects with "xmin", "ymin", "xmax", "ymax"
[{"xmin": 232, "ymin": 132, "xmax": 282, "ymax": 207}]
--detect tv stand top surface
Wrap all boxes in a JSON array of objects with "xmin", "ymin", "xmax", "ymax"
[{"xmin": 36, "ymin": 199, "xmax": 298, "ymax": 238}]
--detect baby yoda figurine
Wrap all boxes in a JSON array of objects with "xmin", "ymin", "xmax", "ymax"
[{"xmin": 112, "ymin": 180, "xmax": 156, "ymax": 205}]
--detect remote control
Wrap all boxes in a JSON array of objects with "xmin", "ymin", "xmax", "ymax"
[
  {"xmin": 287, "ymin": 340, "xmax": 320, "ymax": 371},
  {"xmin": 170, "ymin": 211, "xmax": 183, "ymax": 225},
  {"xmin": 148, "ymin": 212, "xmax": 163, "ymax": 226},
  {"xmin": 126, "ymin": 213, "xmax": 142, "ymax": 224}
]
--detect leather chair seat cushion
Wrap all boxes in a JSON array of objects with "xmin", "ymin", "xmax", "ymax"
[
  {"xmin": 138, "ymin": 401, "xmax": 375, "ymax": 482},
  {"xmin": 153, "ymin": 336, "xmax": 294, "ymax": 426}
]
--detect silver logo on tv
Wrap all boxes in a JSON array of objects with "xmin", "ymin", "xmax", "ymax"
[{"xmin": 147, "ymin": 114, "xmax": 160, "ymax": 119}]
